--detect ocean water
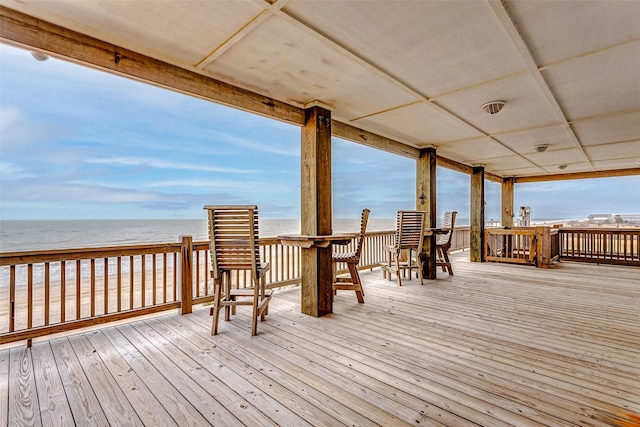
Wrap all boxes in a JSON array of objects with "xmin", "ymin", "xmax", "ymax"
[{"xmin": 0, "ymin": 218, "xmax": 398, "ymax": 253}]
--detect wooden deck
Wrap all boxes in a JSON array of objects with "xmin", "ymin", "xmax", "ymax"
[{"xmin": 1, "ymin": 252, "xmax": 639, "ymax": 426}]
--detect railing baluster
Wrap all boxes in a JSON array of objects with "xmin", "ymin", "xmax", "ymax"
[
  {"xmin": 163, "ymin": 253, "xmax": 167, "ymax": 303},
  {"xmin": 9, "ymin": 266, "xmax": 15, "ymax": 332},
  {"xmin": 173, "ymin": 252, "xmax": 177, "ymax": 301},
  {"xmin": 104, "ymin": 258, "xmax": 109, "ymax": 315},
  {"xmin": 27, "ymin": 264, "xmax": 33, "ymax": 330},
  {"xmin": 129, "ymin": 255, "xmax": 134, "ymax": 310},
  {"xmin": 117, "ymin": 256, "xmax": 122, "ymax": 313},
  {"xmin": 195, "ymin": 250, "xmax": 200, "ymax": 298},
  {"xmin": 44, "ymin": 263, "xmax": 50, "ymax": 326},
  {"xmin": 76, "ymin": 260, "xmax": 81, "ymax": 319},
  {"xmin": 61, "ymin": 261, "xmax": 66, "ymax": 323},
  {"xmin": 153, "ymin": 253, "xmax": 157, "ymax": 305},
  {"xmin": 141, "ymin": 255, "xmax": 146, "ymax": 307},
  {"xmin": 90, "ymin": 258, "xmax": 95, "ymax": 317}
]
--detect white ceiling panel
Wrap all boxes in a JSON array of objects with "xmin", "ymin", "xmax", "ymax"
[
  {"xmin": 204, "ymin": 14, "xmax": 417, "ymax": 121},
  {"xmin": 524, "ymin": 148, "xmax": 586, "ymax": 167},
  {"xmin": 354, "ymin": 102, "xmax": 482, "ymax": 146},
  {"xmin": 481, "ymin": 156, "xmax": 537, "ymax": 172},
  {"xmin": 505, "ymin": 0, "xmax": 640, "ymax": 66},
  {"xmin": 573, "ymin": 111, "xmax": 640, "ymax": 146},
  {"xmin": 493, "ymin": 166, "xmax": 547, "ymax": 177},
  {"xmin": 584, "ymin": 141, "xmax": 640, "ymax": 163},
  {"xmin": 435, "ymin": 73, "xmax": 561, "ymax": 135},
  {"xmin": 542, "ymin": 42, "xmax": 640, "ymax": 121},
  {"xmin": 2, "ymin": 0, "xmax": 263, "ymax": 66},
  {"xmin": 592, "ymin": 159, "xmax": 640, "ymax": 170},
  {"xmin": 283, "ymin": 0, "xmax": 526, "ymax": 97},
  {"xmin": 435, "ymin": 138, "xmax": 515, "ymax": 163},
  {"xmin": 495, "ymin": 125, "xmax": 576, "ymax": 154}
]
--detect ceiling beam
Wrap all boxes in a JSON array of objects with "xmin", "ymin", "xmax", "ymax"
[
  {"xmin": 514, "ymin": 168, "xmax": 640, "ymax": 183},
  {"xmin": 332, "ymin": 121, "xmax": 419, "ymax": 159},
  {"xmin": 435, "ymin": 157, "xmax": 502, "ymax": 182}
]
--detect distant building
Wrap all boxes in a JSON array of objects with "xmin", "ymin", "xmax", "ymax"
[
  {"xmin": 588, "ymin": 214, "xmax": 613, "ymax": 222},
  {"xmin": 618, "ymin": 214, "xmax": 640, "ymax": 222}
]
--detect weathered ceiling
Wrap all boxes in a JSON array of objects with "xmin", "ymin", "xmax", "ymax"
[{"xmin": 1, "ymin": 0, "xmax": 639, "ymax": 180}]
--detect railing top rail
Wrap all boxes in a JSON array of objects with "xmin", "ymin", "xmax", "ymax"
[
  {"xmin": 0, "ymin": 227, "xmax": 470, "ymax": 266},
  {"xmin": 0, "ymin": 242, "xmax": 183, "ymax": 266},
  {"xmin": 560, "ymin": 228, "xmax": 640, "ymax": 233},
  {"xmin": 485, "ymin": 228, "xmax": 536, "ymax": 236}
]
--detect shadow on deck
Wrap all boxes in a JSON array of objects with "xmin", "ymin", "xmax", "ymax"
[{"xmin": 2, "ymin": 252, "xmax": 639, "ymax": 426}]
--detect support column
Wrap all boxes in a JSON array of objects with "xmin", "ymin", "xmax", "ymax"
[
  {"xmin": 470, "ymin": 166, "xmax": 485, "ymax": 262},
  {"xmin": 501, "ymin": 177, "xmax": 514, "ymax": 228},
  {"xmin": 300, "ymin": 106, "xmax": 333, "ymax": 317},
  {"xmin": 417, "ymin": 148, "xmax": 437, "ymax": 279}
]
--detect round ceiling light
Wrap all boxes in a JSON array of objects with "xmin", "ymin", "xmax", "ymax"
[
  {"xmin": 481, "ymin": 100, "xmax": 505, "ymax": 115},
  {"xmin": 533, "ymin": 144, "xmax": 549, "ymax": 153},
  {"xmin": 557, "ymin": 164, "xmax": 568, "ymax": 170},
  {"xmin": 30, "ymin": 51, "xmax": 49, "ymax": 62}
]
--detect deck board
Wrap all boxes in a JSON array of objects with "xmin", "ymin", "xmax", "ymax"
[
  {"xmin": 31, "ymin": 342, "xmax": 74, "ymax": 426},
  {"xmin": 1, "ymin": 253, "xmax": 639, "ymax": 426}
]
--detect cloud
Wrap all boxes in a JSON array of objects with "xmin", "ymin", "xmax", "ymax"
[
  {"xmin": 85, "ymin": 157, "xmax": 261, "ymax": 174},
  {"xmin": 0, "ymin": 161, "xmax": 36, "ymax": 180}
]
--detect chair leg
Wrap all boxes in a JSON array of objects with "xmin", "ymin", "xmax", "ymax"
[
  {"xmin": 211, "ymin": 277, "xmax": 223, "ymax": 335},
  {"xmin": 260, "ymin": 276, "xmax": 268, "ymax": 321},
  {"xmin": 416, "ymin": 253, "xmax": 424, "ymax": 285},
  {"xmin": 443, "ymin": 249, "xmax": 453, "ymax": 275},
  {"xmin": 394, "ymin": 252, "xmax": 402, "ymax": 286},
  {"xmin": 347, "ymin": 262, "xmax": 364, "ymax": 303},
  {"xmin": 251, "ymin": 280, "xmax": 259, "ymax": 336},
  {"xmin": 223, "ymin": 271, "xmax": 232, "ymax": 321}
]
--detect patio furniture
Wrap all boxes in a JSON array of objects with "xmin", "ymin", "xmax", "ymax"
[
  {"xmin": 332, "ymin": 208, "xmax": 370, "ymax": 303},
  {"xmin": 381, "ymin": 210, "xmax": 427, "ymax": 286},
  {"xmin": 436, "ymin": 211, "xmax": 457, "ymax": 275},
  {"xmin": 204, "ymin": 205, "xmax": 272, "ymax": 336}
]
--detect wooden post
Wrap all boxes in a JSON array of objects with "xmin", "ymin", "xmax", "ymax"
[
  {"xmin": 536, "ymin": 226, "xmax": 551, "ymax": 268},
  {"xmin": 417, "ymin": 148, "xmax": 437, "ymax": 279},
  {"xmin": 501, "ymin": 177, "xmax": 514, "ymax": 228},
  {"xmin": 300, "ymin": 106, "xmax": 333, "ymax": 317},
  {"xmin": 179, "ymin": 235, "xmax": 193, "ymax": 315},
  {"xmin": 470, "ymin": 167, "xmax": 485, "ymax": 262}
]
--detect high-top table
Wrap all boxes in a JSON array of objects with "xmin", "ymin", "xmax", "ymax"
[{"xmin": 279, "ymin": 233, "xmax": 356, "ymax": 316}]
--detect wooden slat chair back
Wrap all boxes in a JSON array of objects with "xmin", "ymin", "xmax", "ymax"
[
  {"xmin": 204, "ymin": 205, "xmax": 272, "ymax": 336},
  {"xmin": 381, "ymin": 210, "xmax": 427, "ymax": 286},
  {"xmin": 332, "ymin": 208, "xmax": 370, "ymax": 303},
  {"xmin": 436, "ymin": 211, "xmax": 457, "ymax": 275}
]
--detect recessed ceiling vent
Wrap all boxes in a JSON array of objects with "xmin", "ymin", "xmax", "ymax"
[{"xmin": 481, "ymin": 100, "xmax": 505, "ymax": 115}]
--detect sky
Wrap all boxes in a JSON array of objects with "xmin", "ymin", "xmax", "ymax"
[{"xmin": 1, "ymin": 43, "xmax": 638, "ymax": 223}]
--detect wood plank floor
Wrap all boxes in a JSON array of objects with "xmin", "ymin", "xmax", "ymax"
[{"xmin": 1, "ymin": 253, "xmax": 639, "ymax": 426}]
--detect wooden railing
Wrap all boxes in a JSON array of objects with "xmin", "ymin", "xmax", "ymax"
[
  {"xmin": 484, "ymin": 226, "xmax": 560, "ymax": 268},
  {"xmin": 560, "ymin": 228, "xmax": 640, "ymax": 266},
  {"xmin": 6, "ymin": 225, "xmax": 636, "ymax": 344}
]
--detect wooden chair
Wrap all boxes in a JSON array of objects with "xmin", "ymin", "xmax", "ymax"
[
  {"xmin": 204, "ymin": 205, "xmax": 272, "ymax": 336},
  {"xmin": 332, "ymin": 208, "xmax": 370, "ymax": 303},
  {"xmin": 381, "ymin": 210, "xmax": 427, "ymax": 286},
  {"xmin": 436, "ymin": 211, "xmax": 457, "ymax": 276}
]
